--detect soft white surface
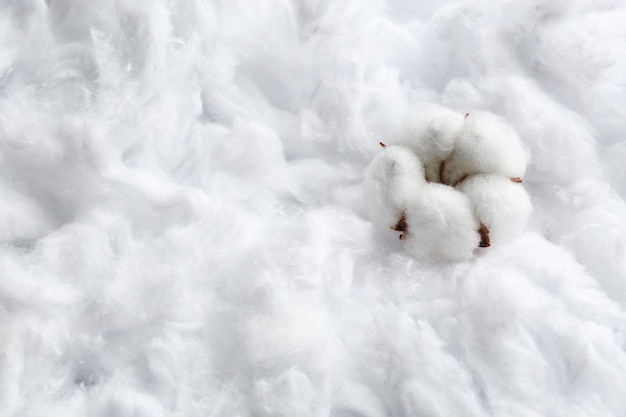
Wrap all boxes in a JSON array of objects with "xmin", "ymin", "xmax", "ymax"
[
  {"xmin": 403, "ymin": 181, "xmax": 480, "ymax": 262},
  {"xmin": 364, "ymin": 145, "xmax": 480, "ymax": 261},
  {"xmin": 364, "ymin": 145, "xmax": 425, "ymax": 232},
  {"xmin": 443, "ymin": 111, "xmax": 529, "ymax": 186},
  {"xmin": 457, "ymin": 173, "xmax": 531, "ymax": 246},
  {"xmin": 2, "ymin": 1, "xmax": 626, "ymax": 416},
  {"xmin": 390, "ymin": 104, "xmax": 464, "ymax": 183}
]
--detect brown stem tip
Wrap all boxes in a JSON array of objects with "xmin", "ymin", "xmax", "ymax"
[
  {"xmin": 438, "ymin": 160, "xmax": 446, "ymax": 184},
  {"xmin": 379, "ymin": 141, "xmax": 387, "ymax": 148},
  {"xmin": 510, "ymin": 177, "xmax": 523, "ymax": 183},
  {"xmin": 391, "ymin": 212, "xmax": 408, "ymax": 240},
  {"xmin": 478, "ymin": 223, "xmax": 491, "ymax": 248}
]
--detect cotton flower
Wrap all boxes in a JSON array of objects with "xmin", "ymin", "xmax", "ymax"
[
  {"xmin": 456, "ymin": 173, "xmax": 532, "ymax": 246},
  {"xmin": 364, "ymin": 145, "xmax": 479, "ymax": 261},
  {"xmin": 363, "ymin": 145, "xmax": 426, "ymax": 233},
  {"xmin": 403, "ymin": 182, "xmax": 480, "ymax": 261},
  {"xmin": 366, "ymin": 107, "xmax": 532, "ymax": 260},
  {"xmin": 392, "ymin": 105, "xmax": 465, "ymax": 183},
  {"xmin": 442, "ymin": 111, "xmax": 529, "ymax": 186}
]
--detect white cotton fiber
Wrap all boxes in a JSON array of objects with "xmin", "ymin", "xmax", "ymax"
[
  {"xmin": 403, "ymin": 183, "xmax": 480, "ymax": 261},
  {"xmin": 363, "ymin": 145, "xmax": 425, "ymax": 231},
  {"xmin": 0, "ymin": 180, "xmax": 55, "ymax": 243},
  {"xmin": 363, "ymin": 143, "xmax": 489, "ymax": 261},
  {"xmin": 392, "ymin": 104, "xmax": 465, "ymax": 183},
  {"xmin": 4, "ymin": 0, "xmax": 626, "ymax": 416},
  {"xmin": 457, "ymin": 174, "xmax": 532, "ymax": 246},
  {"xmin": 443, "ymin": 111, "xmax": 529, "ymax": 186}
]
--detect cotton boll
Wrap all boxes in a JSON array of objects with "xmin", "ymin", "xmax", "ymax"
[
  {"xmin": 363, "ymin": 144, "xmax": 480, "ymax": 261},
  {"xmin": 403, "ymin": 183, "xmax": 480, "ymax": 261},
  {"xmin": 457, "ymin": 174, "xmax": 531, "ymax": 246},
  {"xmin": 363, "ymin": 145, "xmax": 425, "ymax": 232},
  {"xmin": 393, "ymin": 104, "xmax": 465, "ymax": 183},
  {"xmin": 443, "ymin": 111, "xmax": 529, "ymax": 186}
]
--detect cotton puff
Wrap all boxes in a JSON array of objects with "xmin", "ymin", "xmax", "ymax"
[
  {"xmin": 363, "ymin": 145, "xmax": 425, "ymax": 231},
  {"xmin": 456, "ymin": 174, "xmax": 532, "ymax": 246},
  {"xmin": 403, "ymin": 182, "xmax": 481, "ymax": 261},
  {"xmin": 392, "ymin": 105, "xmax": 465, "ymax": 183},
  {"xmin": 442, "ymin": 111, "xmax": 529, "ymax": 186},
  {"xmin": 363, "ymin": 145, "xmax": 480, "ymax": 261}
]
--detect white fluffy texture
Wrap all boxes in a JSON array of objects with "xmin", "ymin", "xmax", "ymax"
[
  {"xmin": 458, "ymin": 174, "xmax": 532, "ymax": 245},
  {"xmin": 2, "ymin": 1, "xmax": 626, "ymax": 416},
  {"xmin": 443, "ymin": 111, "xmax": 529, "ymax": 186},
  {"xmin": 364, "ymin": 145, "xmax": 479, "ymax": 261},
  {"xmin": 404, "ymin": 183, "xmax": 480, "ymax": 261},
  {"xmin": 363, "ymin": 145, "xmax": 425, "ymax": 231},
  {"xmin": 391, "ymin": 105, "xmax": 465, "ymax": 183}
]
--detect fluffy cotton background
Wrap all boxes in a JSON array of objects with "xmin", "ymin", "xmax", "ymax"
[{"xmin": 2, "ymin": 0, "xmax": 626, "ymax": 416}]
